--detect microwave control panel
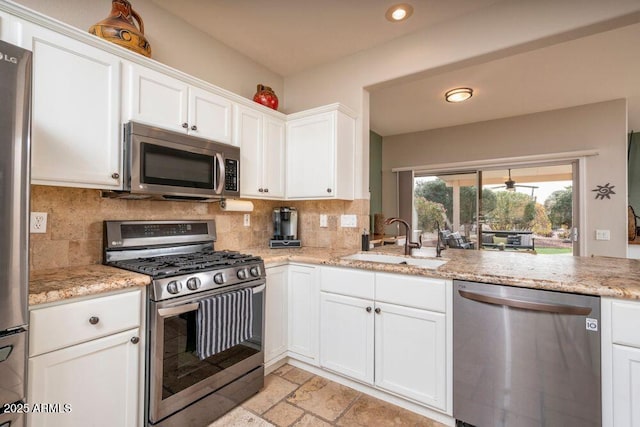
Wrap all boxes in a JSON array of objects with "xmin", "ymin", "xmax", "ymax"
[{"xmin": 224, "ymin": 159, "xmax": 238, "ymax": 192}]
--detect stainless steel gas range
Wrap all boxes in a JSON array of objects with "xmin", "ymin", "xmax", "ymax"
[{"xmin": 104, "ymin": 220, "xmax": 265, "ymax": 427}]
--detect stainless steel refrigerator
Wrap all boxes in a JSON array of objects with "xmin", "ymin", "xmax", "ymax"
[{"xmin": 0, "ymin": 40, "xmax": 31, "ymax": 427}]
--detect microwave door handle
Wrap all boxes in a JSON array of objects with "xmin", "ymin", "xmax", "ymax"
[
  {"xmin": 157, "ymin": 302, "xmax": 199, "ymax": 318},
  {"xmin": 215, "ymin": 152, "xmax": 225, "ymax": 194}
]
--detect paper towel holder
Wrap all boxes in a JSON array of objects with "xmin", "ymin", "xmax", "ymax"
[{"xmin": 219, "ymin": 199, "xmax": 254, "ymax": 212}]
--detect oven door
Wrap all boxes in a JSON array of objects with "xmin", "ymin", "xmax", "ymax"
[
  {"xmin": 148, "ymin": 281, "xmax": 264, "ymax": 424},
  {"xmin": 129, "ymin": 133, "xmax": 225, "ymax": 198}
]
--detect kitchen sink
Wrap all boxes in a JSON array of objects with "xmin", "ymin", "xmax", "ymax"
[{"xmin": 341, "ymin": 253, "xmax": 447, "ymax": 269}]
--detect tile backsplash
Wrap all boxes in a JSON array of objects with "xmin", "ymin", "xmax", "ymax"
[{"xmin": 29, "ymin": 185, "xmax": 368, "ymax": 271}]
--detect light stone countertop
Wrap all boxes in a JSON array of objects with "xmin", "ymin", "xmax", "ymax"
[
  {"xmin": 29, "ymin": 264, "xmax": 151, "ymax": 306},
  {"xmin": 28, "ymin": 245, "xmax": 640, "ymax": 305},
  {"xmin": 250, "ymin": 245, "xmax": 640, "ymax": 300}
]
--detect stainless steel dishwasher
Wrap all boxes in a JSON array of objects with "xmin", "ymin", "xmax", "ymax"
[{"xmin": 453, "ymin": 280, "xmax": 601, "ymax": 427}]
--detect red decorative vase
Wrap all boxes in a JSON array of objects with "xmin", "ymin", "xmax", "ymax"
[{"xmin": 253, "ymin": 84, "xmax": 278, "ymax": 110}]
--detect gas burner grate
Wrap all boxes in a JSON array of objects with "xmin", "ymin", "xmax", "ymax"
[{"xmin": 110, "ymin": 250, "xmax": 261, "ymax": 277}]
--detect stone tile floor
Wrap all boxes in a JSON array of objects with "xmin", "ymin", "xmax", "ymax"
[{"xmin": 209, "ymin": 364, "xmax": 447, "ymax": 427}]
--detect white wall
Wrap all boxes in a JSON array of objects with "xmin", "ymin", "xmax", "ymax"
[
  {"xmin": 283, "ymin": 0, "xmax": 640, "ymax": 199},
  {"xmin": 13, "ymin": 0, "xmax": 284, "ymax": 100},
  {"xmin": 381, "ymin": 100, "xmax": 628, "ymax": 258}
]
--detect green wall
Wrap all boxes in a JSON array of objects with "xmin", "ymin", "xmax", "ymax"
[
  {"xmin": 629, "ymin": 131, "xmax": 640, "ymax": 211},
  {"xmin": 369, "ymin": 131, "xmax": 383, "ymax": 231}
]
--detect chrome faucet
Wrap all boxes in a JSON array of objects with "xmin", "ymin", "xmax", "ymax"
[
  {"xmin": 384, "ymin": 217, "xmax": 421, "ymax": 255},
  {"xmin": 435, "ymin": 221, "xmax": 445, "ymax": 258}
]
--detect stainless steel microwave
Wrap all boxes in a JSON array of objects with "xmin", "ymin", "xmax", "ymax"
[{"xmin": 113, "ymin": 122, "xmax": 240, "ymax": 201}]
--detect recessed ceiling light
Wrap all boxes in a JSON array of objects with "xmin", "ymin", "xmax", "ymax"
[
  {"xmin": 445, "ymin": 87, "xmax": 473, "ymax": 103},
  {"xmin": 385, "ymin": 3, "xmax": 414, "ymax": 22}
]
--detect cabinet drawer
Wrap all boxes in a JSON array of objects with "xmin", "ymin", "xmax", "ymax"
[
  {"xmin": 375, "ymin": 273, "xmax": 446, "ymax": 312},
  {"xmin": 612, "ymin": 299, "xmax": 640, "ymax": 348},
  {"xmin": 29, "ymin": 289, "xmax": 142, "ymax": 357},
  {"xmin": 320, "ymin": 267, "xmax": 374, "ymax": 299}
]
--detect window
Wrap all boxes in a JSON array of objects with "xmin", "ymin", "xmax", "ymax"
[{"xmin": 408, "ymin": 163, "xmax": 576, "ymax": 255}]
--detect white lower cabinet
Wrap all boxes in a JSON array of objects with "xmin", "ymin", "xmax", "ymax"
[
  {"xmin": 265, "ymin": 265, "xmax": 288, "ymax": 365},
  {"xmin": 374, "ymin": 302, "xmax": 446, "ymax": 409},
  {"xmin": 28, "ymin": 289, "xmax": 143, "ymax": 427},
  {"xmin": 611, "ymin": 345, "xmax": 640, "ymax": 427},
  {"xmin": 28, "ymin": 328, "xmax": 140, "ymax": 427},
  {"xmin": 603, "ymin": 297, "xmax": 640, "ymax": 427},
  {"xmin": 288, "ymin": 264, "xmax": 319, "ymax": 365},
  {"xmin": 320, "ymin": 292, "xmax": 374, "ymax": 384},
  {"xmin": 319, "ymin": 267, "xmax": 450, "ymax": 412}
]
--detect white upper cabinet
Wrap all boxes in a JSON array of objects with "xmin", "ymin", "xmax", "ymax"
[
  {"xmin": 124, "ymin": 63, "xmax": 234, "ymax": 145},
  {"xmin": 286, "ymin": 106, "xmax": 356, "ymax": 200},
  {"xmin": 236, "ymin": 104, "xmax": 285, "ymax": 198},
  {"xmin": 22, "ymin": 22, "xmax": 123, "ymax": 189}
]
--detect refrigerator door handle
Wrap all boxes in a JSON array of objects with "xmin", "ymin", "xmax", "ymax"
[{"xmin": 458, "ymin": 289, "xmax": 593, "ymax": 315}]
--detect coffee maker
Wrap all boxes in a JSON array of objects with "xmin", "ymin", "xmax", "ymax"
[{"xmin": 270, "ymin": 207, "xmax": 301, "ymax": 248}]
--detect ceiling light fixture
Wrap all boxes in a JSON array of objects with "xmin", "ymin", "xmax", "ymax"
[
  {"xmin": 445, "ymin": 87, "xmax": 473, "ymax": 103},
  {"xmin": 385, "ymin": 3, "xmax": 414, "ymax": 22}
]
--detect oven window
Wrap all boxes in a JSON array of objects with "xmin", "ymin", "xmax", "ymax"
[
  {"xmin": 160, "ymin": 292, "xmax": 263, "ymax": 400},
  {"xmin": 141, "ymin": 142, "xmax": 214, "ymax": 189}
]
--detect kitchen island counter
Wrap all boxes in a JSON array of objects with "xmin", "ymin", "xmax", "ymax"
[{"xmin": 248, "ymin": 246, "xmax": 640, "ymax": 300}]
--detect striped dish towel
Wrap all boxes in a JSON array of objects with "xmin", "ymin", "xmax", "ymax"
[{"xmin": 196, "ymin": 288, "xmax": 253, "ymax": 360}]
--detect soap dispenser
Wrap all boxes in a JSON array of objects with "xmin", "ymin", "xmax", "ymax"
[{"xmin": 361, "ymin": 229, "xmax": 370, "ymax": 251}]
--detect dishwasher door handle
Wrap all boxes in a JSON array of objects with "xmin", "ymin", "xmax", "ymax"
[{"xmin": 458, "ymin": 289, "xmax": 592, "ymax": 315}]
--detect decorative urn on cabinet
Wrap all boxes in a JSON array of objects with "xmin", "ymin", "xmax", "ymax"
[
  {"xmin": 253, "ymin": 84, "xmax": 279, "ymax": 110},
  {"xmin": 89, "ymin": 0, "xmax": 152, "ymax": 58}
]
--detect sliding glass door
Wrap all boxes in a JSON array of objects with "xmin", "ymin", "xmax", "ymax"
[{"xmin": 409, "ymin": 162, "xmax": 578, "ymax": 255}]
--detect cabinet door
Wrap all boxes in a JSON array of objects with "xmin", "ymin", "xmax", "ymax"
[
  {"xmin": 612, "ymin": 344, "xmax": 640, "ymax": 427},
  {"xmin": 236, "ymin": 105, "xmax": 264, "ymax": 198},
  {"xmin": 124, "ymin": 63, "xmax": 189, "ymax": 134},
  {"xmin": 320, "ymin": 292, "xmax": 373, "ymax": 384},
  {"xmin": 286, "ymin": 113, "xmax": 335, "ymax": 198},
  {"xmin": 262, "ymin": 116, "xmax": 285, "ymax": 198},
  {"xmin": 28, "ymin": 328, "xmax": 140, "ymax": 427},
  {"xmin": 265, "ymin": 266, "xmax": 288, "ymax": 365},
  {"xmin": 374, "ymin": 302, "xmax": 446, "ymax": 410},
  {"xmin": 189, "ymin": 86, "xmax": 233, "ymax": 144},
  {"xmin": 288, "ymin": 265, "xmax": 319, "ymax": 365},
  {"xmin": 24, "ymin": 24, "xmax": 122, "ymax": 189}
]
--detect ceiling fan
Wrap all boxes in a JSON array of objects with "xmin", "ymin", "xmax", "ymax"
[{"xmin": 490, "ymin": 169, "xmax": 539, "ymax": 195}]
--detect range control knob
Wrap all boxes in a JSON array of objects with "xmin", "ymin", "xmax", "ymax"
[
  {"xmin": 237, "ymin": 269, "xmax": 248, "ymax": 280},
  {"xmin": 213, "ymin": 273, "xmax": 225, "ymax": 285},
  {"xmin": 167, "ymin": 281, "xmax": 182, "ymax": 294},
  {"xmin": 249, "ymin": 266, "xmax": 261, "ymax": 277},
  {"xmin": 186, "ymin": 277, "xmax": 201, "ymax": 290}
]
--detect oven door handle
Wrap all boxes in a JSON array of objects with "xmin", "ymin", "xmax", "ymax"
[
  {"xmin": 253, "ymin": 284, "xmax": 265, "ymax": 294},
  {"xmin": 158, "ymin": 302, "xmax": 199, "ymax": 318}
]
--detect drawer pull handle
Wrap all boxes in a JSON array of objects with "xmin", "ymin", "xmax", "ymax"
[
  {"xmin": 130, "ymin": 337, "xmax": 140, "ymax": 344},
  {"xmin": 89, "ymin": 316, "xmax": 100, "ymax": 325}
]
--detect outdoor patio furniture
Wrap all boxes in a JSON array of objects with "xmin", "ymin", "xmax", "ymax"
[{"xmin": 481, "ymin": 230, "xmax": 535, "ymax": 250}]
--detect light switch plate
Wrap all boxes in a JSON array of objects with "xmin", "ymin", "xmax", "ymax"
[
  {"xmin": 595, "ymin": 229, "xmax": 610, "ymax": 240},
  {"xmin": 340, "ymin": 214, "xmax": 357, "ymax": 228},
  {"xmin": 243, "ymin": 214, "xmax": 250, "ymax": 227},
  {"xmin": 320, "ymin": 214, "xmax": 328, "ymax": 228}
]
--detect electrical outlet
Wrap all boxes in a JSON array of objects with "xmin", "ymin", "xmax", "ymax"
[
  {"xmin": 243, "ymin": 214, "xmax": 250, "ymax": 227},
  {"xmin": 595, "ymin": 229, "xmax": 610, "ymax": 240},
  {"xmin": 340, "ymin": 214, "xmax": 357, "ymax": 228},
  {"xmin": 320, "ymin": 214, "xmax": 328, "ymax": 228},
  {"xmin": 30, "ymin": 212, "xmax": 48, "ymax": 233}
]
